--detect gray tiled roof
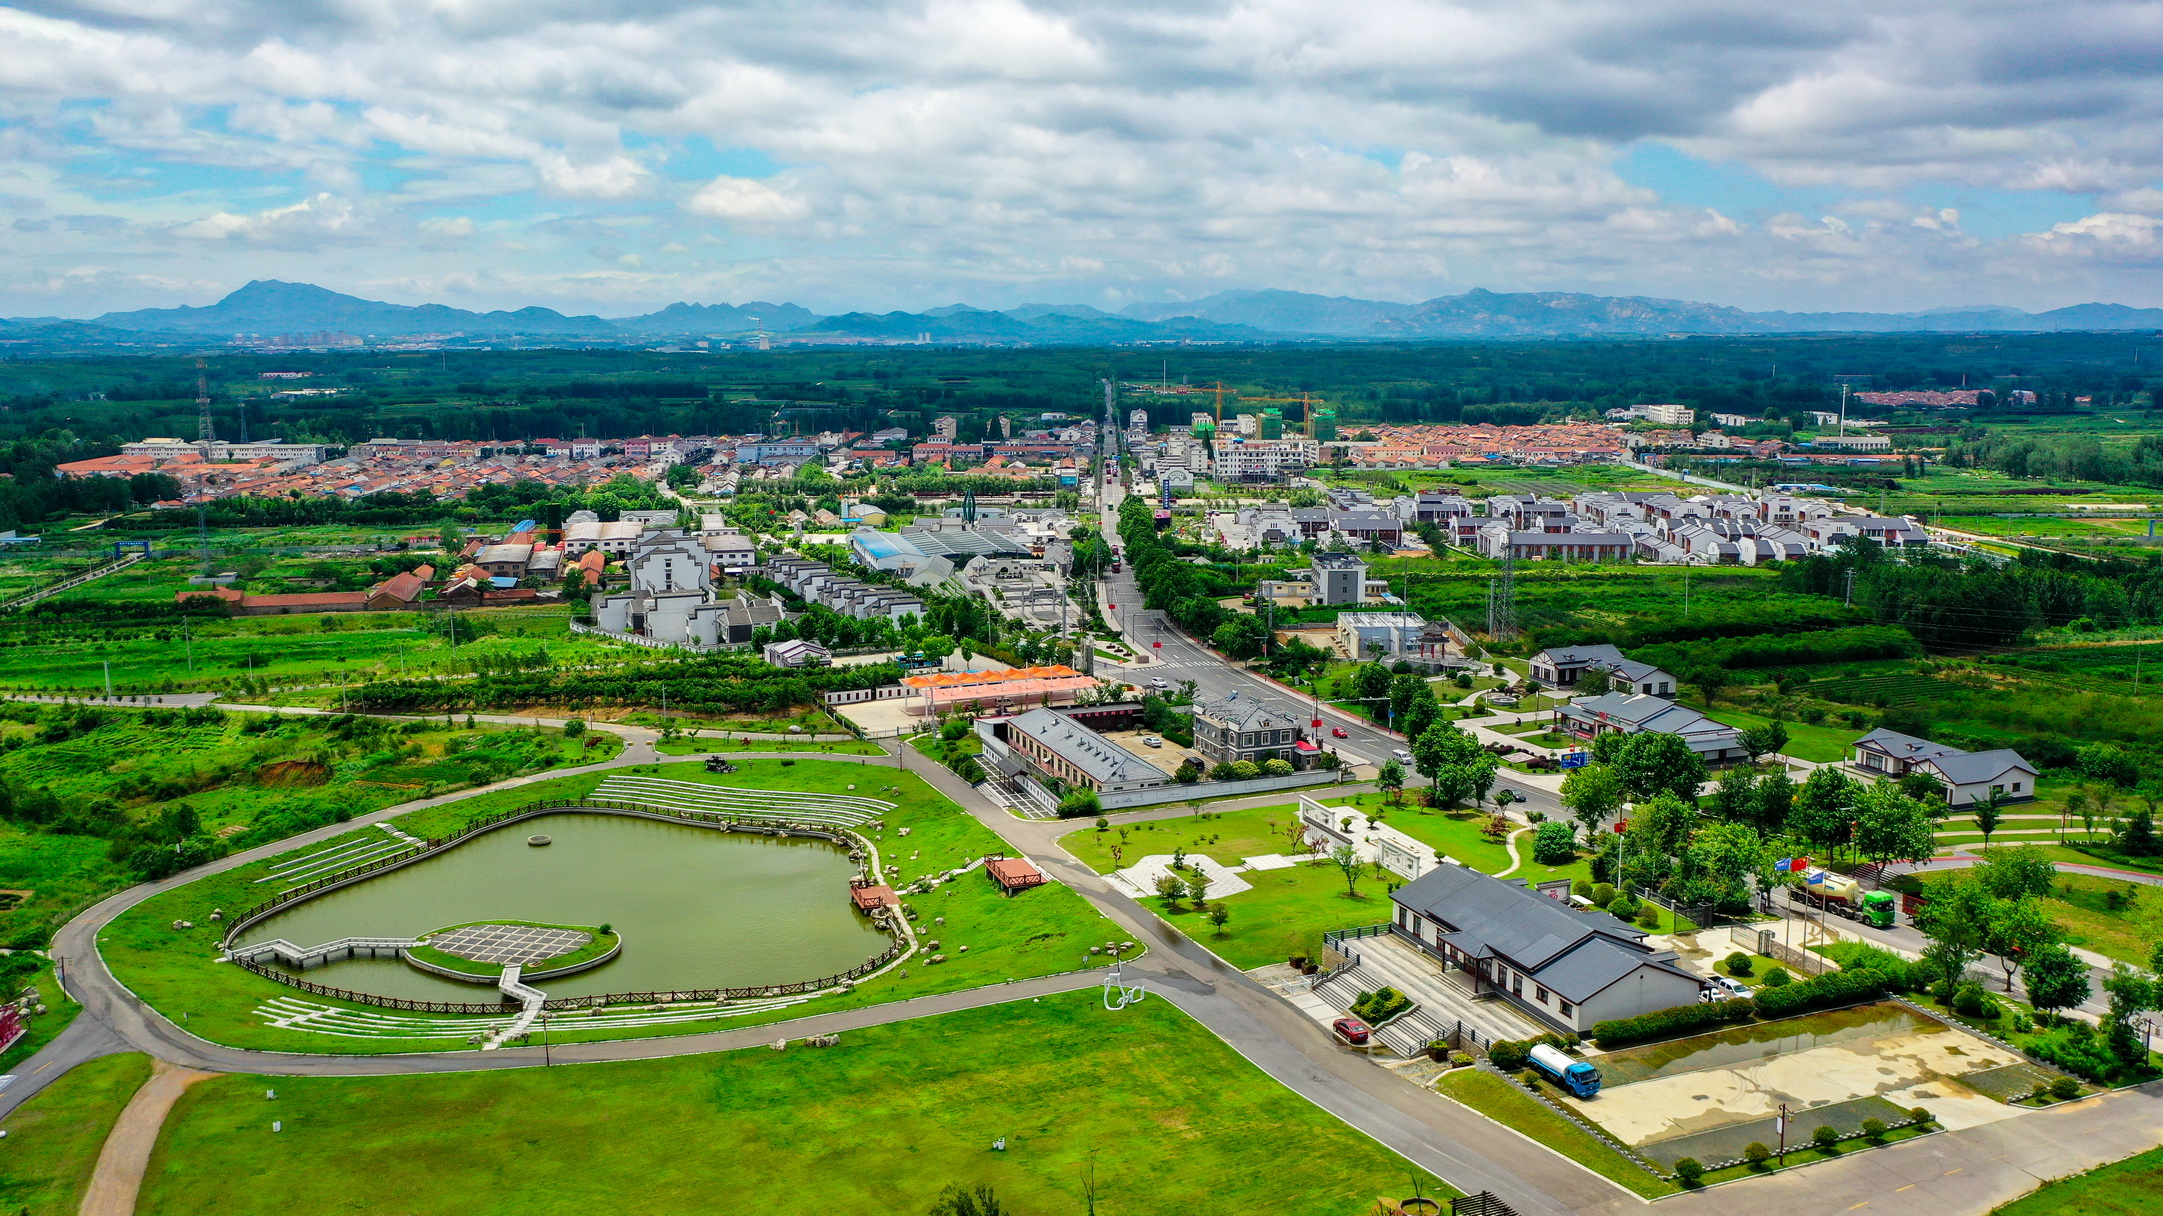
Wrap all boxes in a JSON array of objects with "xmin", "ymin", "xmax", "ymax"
[
  {"xmin": 1007, "ymin": 708, "xmax": 1162, "ymax": 785},
  {"xmin": 1928, "ymin": 749, "xmax": 2035, "ymax": 785},
  {"xmin": 1397, "ymin": 866, "xmax": 1693, "ymax": 1002}
]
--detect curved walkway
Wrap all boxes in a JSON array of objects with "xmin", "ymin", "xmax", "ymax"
[{"xmin": 75, "ymin": 1061, "xmax": 214, "ymax": 1216}]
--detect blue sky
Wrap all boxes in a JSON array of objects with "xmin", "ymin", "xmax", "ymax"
[{"xmin": 1, "ymin": 0, "xmax": 2158, "ymax": 317}]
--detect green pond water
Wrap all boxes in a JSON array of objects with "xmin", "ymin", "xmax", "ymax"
[
  {"xmin": 1593, "ymin": 1004, "xmax": 1939, "ymax": 1087},
  {"xmin": 248, "ymin": 813, "xmax": 891, "ymax": 1001}
]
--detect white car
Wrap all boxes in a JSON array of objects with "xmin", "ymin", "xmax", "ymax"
[
  {"xmin": 1392, "ymin": 749, "xmax": 1415, "ymax": 764},
  {"xmin": 1141, "ymin": 735, "xmax": 1163, "ymax": 748},
  {"xmin": 1701, "ymin": 975, "xmax": 1749, "ymax": 1001},
  {"xmin": 1148, "ymin": 677, "xmax": 1170, "ymax": 689}
]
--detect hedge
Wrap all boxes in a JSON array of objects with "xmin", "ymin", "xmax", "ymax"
[
  {"xmin": 1591, "ymin": 998, "xmax": 1754, "ymax": 1048},
  {"xmin": 1752, "ymin": 967, "xmax": 1887, "ymax": 1018}
]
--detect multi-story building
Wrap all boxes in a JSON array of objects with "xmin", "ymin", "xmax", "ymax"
[
  {"xmin": 1192, "ymin": 696, "xmax": 1310, "ymax": 770},
  {"xmin": 1212, "ymin": 437, "xmax": 1317, "ymax": 481},
  {"xmin": 1309, "ymin": 551, "xmax": 1369, "ymax": 605}
]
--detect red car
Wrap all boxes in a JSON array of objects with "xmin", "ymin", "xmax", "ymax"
[
  {"xmin": 1332, "ymin": 1017, "xmax": 1371, "ymax": 1045},
  {"xmin": 1331, "ymin": 727, "xmax": 1349, "ymax": 739}
]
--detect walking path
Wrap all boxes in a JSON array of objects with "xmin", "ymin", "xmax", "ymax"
[{"xmin": 75, "ymin": 1061, "xmax": 214, "ymax": 1216}]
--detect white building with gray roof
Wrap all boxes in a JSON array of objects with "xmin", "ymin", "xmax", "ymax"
[{"xmin": 1388, "ymin": 865, "xmax": 1702, "ymax": 1033}]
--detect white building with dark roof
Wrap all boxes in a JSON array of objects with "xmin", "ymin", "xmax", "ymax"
[
  {"xmin": 1389, "ymin": 865, "xmax": 1702, "ymax": 1032},
  {"xmin": 1553, "ymin": 692, "xmax": 1746, "ymax": 762},
  {"xmin": 1852, "ymin": 729, "xmax": 2036, "ymax": 806},
  {"xmin": 987, "ymin": 707, "xmax": 1171, "ymax": 795}
]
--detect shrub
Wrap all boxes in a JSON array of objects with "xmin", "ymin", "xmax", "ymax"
[
  {"xmin": 1531, "ymin": 821, "xmax": 1577, "ymax": 864},
  {"xmin": 1811, "ymin": 1124, "xmax": 1839, "ymax": 1150},
  {"xmin": 2028, "ymin": 1021, "xmax": 2122, "ymax": 1085},
  {"xmin": 1908, "ymin": 1106, "xmax": 1932, "ymax": 1125},
  {"xmin": 1606, "ymin": 893, "xmax": 1639, "ymax": 921},
  {"xmin": 1449, "ymin": 1051, "xmax": 1474, "ymax": 1068},
  {"xmin": 1057, "ymin": 788, "xmax": 1102, "ymax": 818},
  {"xmin": 1351, "ymin": 987, "xmax": 1413, "ymax": 1024},
  {"xmin": 1591, "ymin": 998, "xmax": 1754, "ymax": 1048},
  {"xmin": 1760, "ymin": 967, "xmax": 1792, "ymax": 988},
  {"xmin": 1952, "ymin": 980, "xmax": 2001, "ymax": 1019},
  {"xmin": 1572, "ymin": 878, "xmax": 1594, "ymax": 898},
  {"xmin": 1590, "ymin": 882, "xmax": 1616, "ymax": 906},
  {"xmin": 1487, "ymin": 1040, "xmax": 1527, "ymax": 1071},
  {"xmin": 1260, "ymin": 758, "xmax": 1295, "ymax": 777},
  {"xmin": 1743, "ymin": 1142, "xmax": 1772, "ymax": 1168},
  {"xmin": 1860, "ymin": 1117, "xmax": 1887, "ymax": 1142},
  {"xmin": 1637, "ymin": 905, "xmax": 1662, "ymax": 930},
  {"xmin": 2050, "ymin": 1076, "xmax": 2080, "ymax": 1101},
  {"xmin": 1520, "ymin": 1069, "xmax": 1541, "ymax": 1087},
  {"xmin": 1752, "ymin": 967, "xmax": 1886, "ymax": 1018},
  {"xmin": 563, "ymin": 718, "xmax": 585, "ymax": 738},
  {"xmin": 1811, "ymin": 941, "xmax": 1916, "ymax": 991},
  {"xmin": 1672, "ymin": 1158, "xmax": 1704, "ymax": 1187},
  {"xmin": 1723, "ymin": 951, "xmax": 1754, "ymax": 977}
]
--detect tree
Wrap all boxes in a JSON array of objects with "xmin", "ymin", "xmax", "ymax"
[
  {"xmin": 929, "ymin": 1184, "xmax": 1010, "ymax": 1216},
  {"xmin": 1754, "ymin": 769, "xmax": 1796, "ymax": 836},
  {"xmin": 1984, "ymin": 896, "xmax": 2059, "ymax": 992},
  {"xmin": 1212, "ymin": 614, "xmax": 1270, "ymax": 660},
  {"xmin": 1187, "ymin": 866, "xmax": 1214, "ymax": 909},
  {"xmin": 2121, "ymin": 806, "xmax": 2163, "ymax": 857},
  {"xmin": 1388, "ymin": 673, "xmax": 1427, "ymax": 723},
  {"xmin": 1377, "ymin": 759, "xmax": 1406, "ymax": 805},
  {"xmin": 1739, "ymin": 721, "xmax": 1789, "ymax": 763},
  {"xmin": 1680, "ymin": 821, "xmax": 1770, "ymax": 912},
  {"xmin": 1974, "ymin": 789, "xmax": 2005, "ymax": 851},
  {"xmin": 1206, "ymin": 903, "xmax": 1230, "ymax": 936},
  {"xmin": 1561, "ymin": 763, "xmax": 1624, "ymax": 843},
  {"xmin": 1688, "ymin": 667, "xmax": 1731, "ymax": 705},
  {"xmin": 1609, "ymin": 732, "xmax": 1708, "ymax": 803},
  {"xmin": 1328, "ymin": 843, "xmax": 1363, "ymax": 898},
  {"xmin": 1974, "ymin": 845, "xmax": 2056, "ymax": 901},
  {"xmin": 2103, "ymin": 964, "xmax": 2157, "ymax": 1063},
  {"xmin": 1532, "ymin": 821, "xmax": 1577, "ymax": 865},
  {"xmin": 1154, "ymin": 873, "xmax": 1185, "ymax": 909},
  {"xmin": 1852, "ymin": 785, "xmax": 1938, "ymax": 875},
  {"xmin": 1708, "ymin": 767, "xmax": 1760, "ymax": 824},
  {"xmin": 2064, "ymin": 790, "xmax": 2093, "ymax": 842},
  {"xmin": 1789, "ymin": 768, "xmax": 1857, "ymax": 856},
  {"xmin": 1898, "ymin": 770, "xmax": 1947, "ymax": 803},
  {"xmin": 1400, "ymin": 684, "xmax": 1441, "ymax": 740},
  {"xmin": 1915, "ymin": 878, "xmax": 1996, "ymax": 994},
  {"xmin": 1413, "ymin": 722, "xmax": 1484, "ymax": 806},
  {"xmin": 1354, "ymin": 662, "xmax": 1393, "ymax": 704},
  {"xmin": 1576, "ymin": 667, "xmax": 1612, "ymax": 696},
  {"xmin": 2023, "ymin": 944, "xmax": 2092, "ymax": 1020}
]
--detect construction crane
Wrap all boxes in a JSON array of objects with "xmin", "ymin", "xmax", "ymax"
[{"xmin": 1241, "ymin": 392, "xmax": 1323, "ymax": 438}]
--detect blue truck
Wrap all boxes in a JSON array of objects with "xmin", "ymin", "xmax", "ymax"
[{"xmin": 1528, "ymin": 1044, "xmax": 1601, "ymax": 1098}]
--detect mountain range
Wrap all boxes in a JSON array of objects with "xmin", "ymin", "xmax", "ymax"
[{"xmin": 3, "ymin": 279, "xmax": 2160, "ymax": 349}]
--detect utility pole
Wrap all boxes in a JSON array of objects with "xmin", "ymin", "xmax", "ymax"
[
  {"xmin": 103, "ymin": 661, "xmax": 112, "ymax": 699},
  {"xmin": 1843, "ymin": 568, "xmax": 1856, "ymax": 606}
]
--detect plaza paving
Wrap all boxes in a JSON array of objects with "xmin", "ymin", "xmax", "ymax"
[{"xmin": 430, "ymin": 924, "xmax": 591, "ymax": 966}]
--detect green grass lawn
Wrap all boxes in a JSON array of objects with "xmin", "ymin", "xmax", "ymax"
[
  {"xmin": 1064, "ymin": 799, "xmax": 1594, "ymax": 968},
  {"xmin": 2035, "ymin": 873, "xmax": 2163, "ymax": 967},
  {"xmin": 1990, "ymin": 1141, "xmax": 2163, "ymax": 1215},
  {"xmin": 100, "ymin": 760, "xmax": 1133, "ymax": 1053},
  {"xmin": 139, "ymin": 992, "xmax": 1450, "ymax": 1216},
  {"xmin": 1700, "ymin": 707, "xmax": 1860, "ymax": 764},
  {"xmin": 1434, "ymin": 1067, "xmax": 1673, "ymax": 1199},
  {"xmin": 0, "ymin": 1053, "xmax": 153, "ymax": 1216}
]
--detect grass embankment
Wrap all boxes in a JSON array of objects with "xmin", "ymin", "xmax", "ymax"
[
  {"xmin": 101, "ymin": 761, "xmax": 1132, "ymax": 1053},
  {"xmin": 1699, "ymin": 707, "xmax": 1861, "ymax": 764},
  {"xmin": 139, "ymin": 993, "xmax": 1450, "ymax": 1216},
  {"xmin": 1990, "ymin": 1142, "xmax": 2163, "ymax": 1215},
  {"xmin": 0, "ymin": 1053, "xmax": 154, "ymax": 1215},
  {"xmin": 1065, "ymin": 799, "xmax": 1593, "ymax": 969},
  {"xmin": 654, "ymin": 736, "xmax": 886, "ymax": 756},
  {"xmin": 1434, "ymin": 1068, "xmax": 1674, "ymax": 1199}
]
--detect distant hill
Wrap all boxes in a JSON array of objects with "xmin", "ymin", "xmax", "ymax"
[
  {"xmin": 612, "ymin": 301, "xmax": 821, "ymax": 333},
  {"xmin": 9, "ymin": 279, "xmax": 2160, "ymax": 349},
  {"xmin": 95, "ymin": 280, "xmax": 617, "ymax": 337}
]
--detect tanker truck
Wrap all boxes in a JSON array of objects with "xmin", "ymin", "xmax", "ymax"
[
  {"xmin": 1527, "ymin": 1044, "xmax": 1601, "ymax": 1098},
  {"xmin": 1786, "ymin": 867, "xmax": 1896, "ymax": 928}
]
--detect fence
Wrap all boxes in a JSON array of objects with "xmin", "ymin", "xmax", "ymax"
[
  {"xmin": 1755, "ymin": 927, "xmax": 1836, "ymax": 976},
  {"xmin": 1631, "ymin": 884, "xmax": 1715, "ymax": 930},
  {"xmin": 224, "ymin": 799, "xmax": 879, "ymax": 947},
  {"xmin": 1451, "ymin": 1193, "xmax": 1518, "ymax": 1216},
  {"xmin": 230, "ymin": 939, "xmax": 909, "ymax": 1014}
]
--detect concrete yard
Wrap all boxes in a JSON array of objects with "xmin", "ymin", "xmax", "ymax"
[{"xmin": 1559, "ymin": 1002, "xmax": 2040, "ymax": 1167}]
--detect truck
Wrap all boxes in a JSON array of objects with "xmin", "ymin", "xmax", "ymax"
[
  {"xmin": 1528, "ymin": 1043, "xmax": 1601, "ymax": 1098},
  {"xmin": 1787, "ymin": 867, "xmax": 1896, "ymax": 928}
]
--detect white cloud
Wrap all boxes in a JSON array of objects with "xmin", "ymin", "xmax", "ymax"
[
  {"xmin": 685, "ymin": 175, "xmax": 810, "ymax": 224},
  {"xmin": 4, "ymin": 0, "xmax": 2163, "ymax": 315}
]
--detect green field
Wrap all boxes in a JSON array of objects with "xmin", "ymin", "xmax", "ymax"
[
  {"xmin": 1991, "ymin": 1141, "xmax": 2163, "ymax": 1216},
  {"xmin": 139, "ymin": 992, "xmax": 1448, "ymax": 1216},
  {"xmin": 1434, "ymin": 1066, "xmax": 1673, "ymax": 1199},
  {"xmin": 99, "ymin": 760, "xmax": 1133, "ymax": 1053},
  {"xmin": 1701, "ymin": 706, "xmax": 1861, "ymax": 763},
  {"xmin": 0, "ymin": 704, "xmax": 608, "ymax": 933},
  {"xmin": 0, "ymin": 1053, "xmax": 153, "ymax": 1216},
  {"xmin": 1065, "ymin": 799, "xmax": 1591, "ymax": 968}
]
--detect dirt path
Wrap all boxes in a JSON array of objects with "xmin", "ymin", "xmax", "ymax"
[{"xmin": 77, "ymin": 1060, "xmax": 214, "ymax": 1216}]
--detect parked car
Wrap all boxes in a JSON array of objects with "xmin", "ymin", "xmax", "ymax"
[
  {"xmin": 1331, "ymin": 1017, "xmax": 1371, "ymax": 1045},
  {"xmin": 1331, "ymin": 727, "xmax": 1349, "ymax": 739},
  {"xmin": 1141, "ymin": 735, "xmax": 1163, "ymax": 748},
  {"xmin": 1701, "ymin": 975, "xmax": 1749, "ymax": 1001}
]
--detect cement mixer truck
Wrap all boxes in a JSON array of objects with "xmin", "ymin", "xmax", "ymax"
[{"xmin": 1786, "ymin": 867, "xmax": 1897, "ymax": 928}]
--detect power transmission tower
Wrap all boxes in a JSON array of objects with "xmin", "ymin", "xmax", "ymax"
[
  {"xmin": 194, "ymin": 358, "xmax": 215, "ymax": 446},
  {"xmin": 1493, "ymin": 552, "xmax": 1518, "ymax": 640}
]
